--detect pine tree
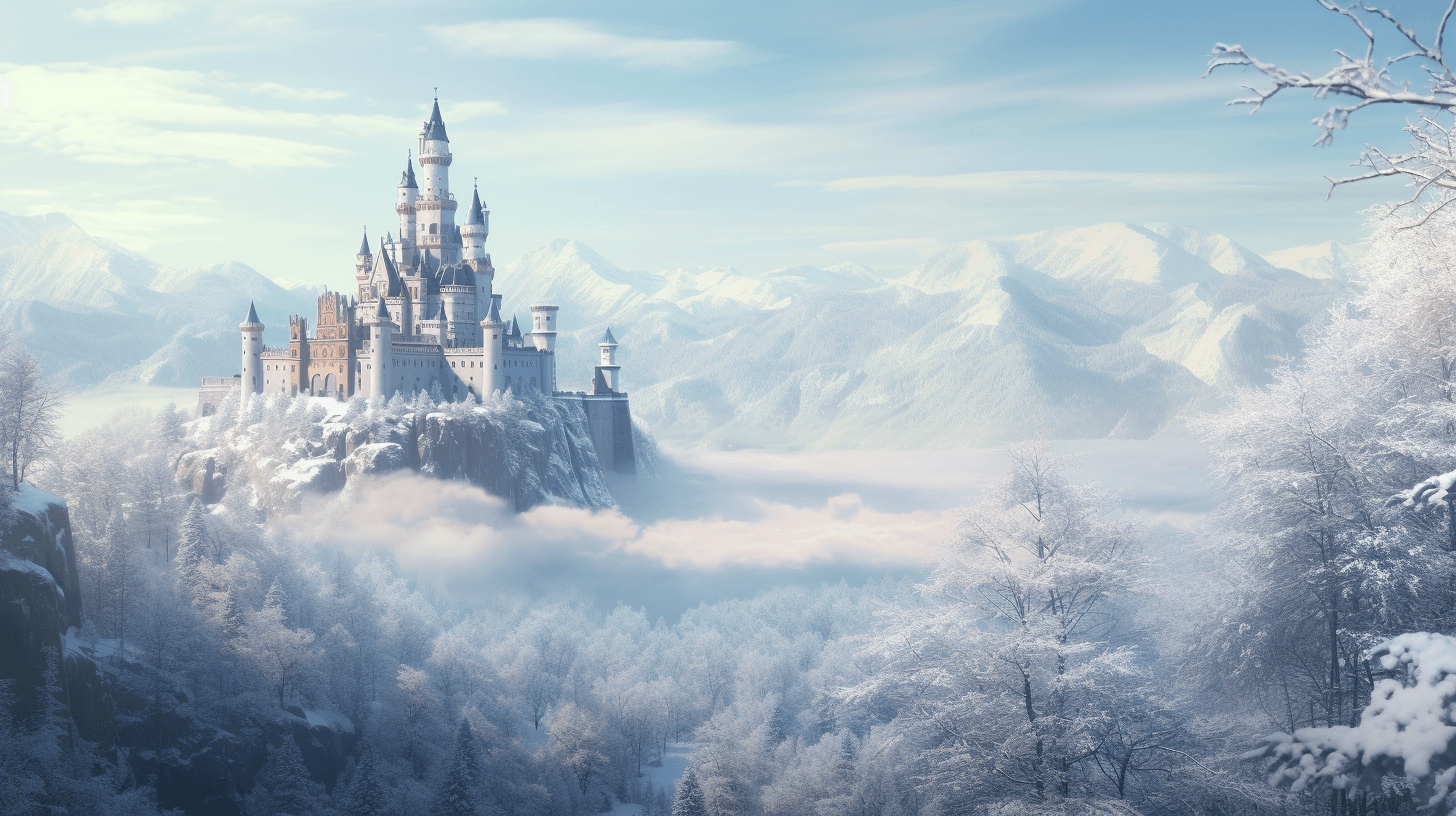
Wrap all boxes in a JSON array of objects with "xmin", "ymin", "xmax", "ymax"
[
  {"xmin": 430, "ymin": 718, "xmax": 480, "ymax": 816},
  {"xmin": 175, "ymin": 499, "xmax": 208, "ymax": 578},
  {"xmin": 670, "ymin": 768, "xmax": 707, "ymax": 816},
  {"xmin": 340, "ymin": 742, "xmax": 387, "ymax": 816},
  {"xmin": 253, "ymin": 736, "xmax": 321, "ymax": 816},
  {"xmin": 265, "ymin": 580, "xmax": 290, "ymax": 626},
  {"xmin": 767, "ymin": 699, "xmax": 790, "ymax": 745}
]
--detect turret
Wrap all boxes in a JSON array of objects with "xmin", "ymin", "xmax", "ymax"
[
  {"xmin": 366, "ymin": 296, "xmax": 394, "ymax": 399},
  {"xmin": 240, "ymin": 302, "xmax": 264, "ymax": 407},
  {"xmin": 417, "ymin": 97, "xmax": 452, "ymax": 197},
  {"xmin": 396, "ymin": 155, "xmax": 418, "ymax": 269},
  {"xmin": 461, "ymin": 182, "xmax": 489, "ymax": 262},
  {"xmin": 480, "ymin": 297, "xmax": 505, "ymax": 398},
  {"xmin": 530, "ymin": 305, "xmax": 558, "ymax": 352},
  {"xmin": 594, "ymin": 327, "xmax": 621, "ymax": 393},
  {"xmin": 354, "ymin": 229, "xmax": 372, "ymax": 299}
]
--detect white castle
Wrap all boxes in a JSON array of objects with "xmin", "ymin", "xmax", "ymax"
[{"xmin": 200, "ymin": 97, "xmax": 636, "ymax": 477}]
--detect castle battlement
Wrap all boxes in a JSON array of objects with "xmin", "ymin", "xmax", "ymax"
[{"xmin": 198, "ymin": 94, "xmax": 636, "ymax": 478}]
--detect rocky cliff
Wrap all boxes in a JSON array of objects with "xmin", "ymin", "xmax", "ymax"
[{"xmin": 178, "ymin": 391, "xmax": 617, "ymax": 515}]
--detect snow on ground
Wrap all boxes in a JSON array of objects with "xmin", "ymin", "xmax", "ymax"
[{"xmin": 11, "ymin": 483, "xmax": 63, "ymax": 517}]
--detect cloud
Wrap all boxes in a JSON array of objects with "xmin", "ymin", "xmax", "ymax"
[
  {"xmin": 306, "ymin": 473, "xmax": 942, "ymax": 574},
  {"xmin": 0, "ymin": 63, "xmax": 414, "ymax": 168},
  {"xmin": 248, "ymin": 82, "xmax": 347, "ymax": 101},
  {"xmin": 475, "ymin": 106, "xmax": 824, "ymax": 176},
  {"xmin": 443, "ymin": 100, "xmax": 508, "ymax": 121},
  {"xmin": 820, "ymin": 170, "xmax": 1237, "ymax": 193},
  {"xmin": 822, "ymin": 237, "xmax": 939, "ymax": 254},
  {"xmin": 72, "ymin": 0, "xmax": 191, "ymax": 25},
  {"xmin": 31, "ymin": 198, "xmax": 220, "ymax": 252},
  {"xmin": 430, "ymin": 19, "xmax": 749, "ymax": 69}
]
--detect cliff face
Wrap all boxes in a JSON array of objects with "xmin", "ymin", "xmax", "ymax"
[
  {"xmin": 0, "ymin": 487, "xmax": 356, "ymax": 816},
  {"xmin": 179, "ymin": 393, "xmax": 616, "ymax": 515}
]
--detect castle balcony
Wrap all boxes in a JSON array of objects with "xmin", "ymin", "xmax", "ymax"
[{"xmin": 414, "ymin": 196, "xmax": 458, "ymax": 211}]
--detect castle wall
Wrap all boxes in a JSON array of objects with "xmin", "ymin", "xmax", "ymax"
[{"xmin": 558, "ymin": 392, "xmax": 636, "ymax": 478}]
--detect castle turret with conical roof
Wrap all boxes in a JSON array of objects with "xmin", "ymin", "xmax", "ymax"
[
  {"xmin": 240, "ymin": 301, "xmax": 264, "ymax": 407},
  {"xmin": 594, "ymin": 326, "xmax": 621, "ymax": 393},
  {"xmin": 416, "ymin": 95, "xmax": 458, "ymax": 267}
]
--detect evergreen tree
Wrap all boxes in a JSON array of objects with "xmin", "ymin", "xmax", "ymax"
[
  {"xmin": 340, "ymin": 742, "xmax": 387, "ymax": 816},
  {"xmin": 174, "ymin": 499, "xmax": 208, "ymax": 579},
  {"xmin": 430, "ymin": 719, "xmax": 480, "ymax": 816},
  {"xmin": 766, "ymin": 699, "xmax": 790, "ymax": 746},
  {"xmin": 670, "ymin": 769, "xmax": 707, "ymax": 816},
  {"xmin": 251, "ymin": 736, "xmax": 321, "ymax": 816}
]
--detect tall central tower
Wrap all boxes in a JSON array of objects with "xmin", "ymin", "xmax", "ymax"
[{"xmin": 415, "ymin": 97, "xmax": 459, "ymax": 266}]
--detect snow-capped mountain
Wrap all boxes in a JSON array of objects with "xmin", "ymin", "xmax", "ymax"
[
  {"xmin": 0, "ymin": 210, "xmax": 1357, "ymax": 447},
  {"xmin": 0, "ymin": 212, "xmax": 315, "ymax": 387},
  {"xmin": 496, "ymin": 224, "xmax": 1357, "ymax": 448}
]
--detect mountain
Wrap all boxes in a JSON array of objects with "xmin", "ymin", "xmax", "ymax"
[
  {"xmin": 495, "ymin": 224, "xmax": 1355, "ymax": 449},
  {"xmin": 0, "ymin": 211, "xmax": 1355, "ymax": 448},
  {"xmin": 0, "ymin": 212, "xmax": 315, "ymax": 388}
]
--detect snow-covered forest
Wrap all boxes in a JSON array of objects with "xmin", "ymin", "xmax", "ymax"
[
  {"xmin": 14, "ymin": 206, "xmax": 1456, "ymax": 815},
  {"xmin": 17, "ymin": 3, "xmax": 1456, "ymax": 816}
]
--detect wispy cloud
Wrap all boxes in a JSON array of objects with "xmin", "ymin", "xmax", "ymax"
[
  {"xmin": 821, "ymin": 170, "xmax": 1236, "ymax": 192},
  {"xmin": 72, "ymin": 0, "xmax": 191, "ymax": 25},
  {"xmin": 822, "ymin": 237, "xmax": 940, "ymax": 254},
  {"xmin": 248, "ymin": 81, "xmax": 347, "ymax": 101},
  {"xmin": 0, "ymin": 63, "xmax": 412, "ymax": 168},
  {"xmin": 430, "ymin": 19, "xmax": 750, "ymax": 69},
  {"xmin": 443, "ymin": 100, "xmax": 508, "ymax": 121}
]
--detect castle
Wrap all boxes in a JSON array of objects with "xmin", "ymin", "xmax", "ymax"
[{"xmin": 199, "ymin": 97, "xmax": 636, "ymax": 478}]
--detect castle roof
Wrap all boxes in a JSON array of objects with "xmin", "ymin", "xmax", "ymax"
[
  {"xmin": 399, "ymin": 155, "xmax": 417, "ymax": 189},
  {"xmin": 372, "ymin": 249, "xmax": 405, "ymax": 297},
  {"xmin": 423, "ymin": 98, "xmax": 449, "ymax": 142},
  {"xmin": 600, "ymin": 327, "xmax": 617, "ymax": 344},
  {"xmin": 467, "ymin": 186, "xmax": 485, "ymax": 225},
  {"xmin": 509, "ymin": 315, "xmax": 521, "ymax": 337},
  {"xmin": 243, "ymin": 301, "xmax": 261, "ymax": 325},
  {"xmin": 374, "ymin": 296, "xmax": 389, "ymax": 319},
  {"xmin": 434, "ymin": 302, "xmax": 446, "ymax": 320},
  {"xmin": 486, "ymin": 296, "xmax": 503, "ymax": 326},
  {"xmin": 358, "ymin": 229, "xmax": 370, "ymax": 256}
]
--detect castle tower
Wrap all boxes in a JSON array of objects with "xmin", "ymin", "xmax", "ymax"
[
  {"xmin": 240, "ymin": 302, "xmax": 264, "ymax": 407},
  {"xmin": 416, "ymin": 97, "xmax": 459, "ymax": 266},
  {"xmin": 462, "ymin": 183, "xmax": 488, "ymax": 260},
  {"xmin": 354, "ymin": 229, "xmax": 372, "ymax": 301},
  {"xmin": 531, "ymin": 304, "xmax": 559, "ymax": 392},
  {"xmin": 396, "ymin": 156, "xmax": 418, "ymax": 270},
  {"xmin": 366, "ymin": 296, "xmax": 394, "ymax": 399},
  {"xmin": 481, "ymin": 297, "xmax": 505, "ymax": 398},
  {"xmin": 594, "ymin": 327, "xmax": 621, "ymax": 393}
]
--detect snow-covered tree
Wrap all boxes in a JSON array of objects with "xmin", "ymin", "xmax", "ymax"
[
  {"xmin": 430, "ymin": 719, "xmax": 480, "ymax": 816},
  {"xmin": 248, "ymin": 736, "xmax": 324, "ymax": 816},
  {"xmin": 547, "ymin": 703, "xmax": 609, "ymax": 796},
  {"xmin": 0, "ymin": 344, "xmax": 60, "ymax": 489},
  {"xmin": 236, "ymin": 582, "xmax": 318, "ymax": 709},
  {"xmin": 671, "ymin": 768, "xmax": 707, "ymax": 816},
  {"xmin": 1207, "ymin": 1, "xmax": 1456, "ymax": 223}
]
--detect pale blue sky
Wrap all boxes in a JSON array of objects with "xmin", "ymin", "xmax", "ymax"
[{"xmin": 0, "ymin": 0, "xmax": 1437, "ymax": 291}]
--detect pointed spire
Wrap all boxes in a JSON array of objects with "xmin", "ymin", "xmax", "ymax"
[
  {"xmin": 435, "ymin": 302, "xmax": 446, "ymax": 321},
  {"xmin": 243, "ymin": 301, "xmax": 261, "ymax": 325},
  {"xmin": 423, "ymin": 96, "xmax": 449, "ymax": 142},
  {"xmin": 486, "ymin": 296, "xmax": 503, "ymax": 326},
  {"xmin": 375, "ymin": 297, "xmax": 389, "ymax": 318},
  {"xmin": 399, "ymin": 152, "xmax": 417, "ymax": 188},
  {"xmin": 509, "ymin": 315, "xmax": 520, "ymax": 337},
  {"xmin": 358, "ymin": 228, "xmax": 370, "ymax": 256},
  {"xmin": 600, "ymin": 327, "xmax": 617, "ymax": 345},
  {"xmin": 467, "ymin": 182, "xmax": 485, "ymax": 226}
]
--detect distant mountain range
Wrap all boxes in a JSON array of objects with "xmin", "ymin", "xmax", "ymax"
[{"xmin": 0, "ymin": 211, "xmax": 1356, "ymax": 448}]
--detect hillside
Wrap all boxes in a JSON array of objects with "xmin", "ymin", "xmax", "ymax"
[{"xmin": 0, "ymin": 211, "xmax": 1357, "ymax": 448}]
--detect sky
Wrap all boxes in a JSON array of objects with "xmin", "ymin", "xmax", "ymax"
[{"xmin": 0, "ymin": 0, "xmax": 1439, "ymax": 292}]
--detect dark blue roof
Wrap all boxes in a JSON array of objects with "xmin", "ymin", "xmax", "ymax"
[
  {"xmin": 358, "ymin": 229, "xmax": 370, "ymax": 256},
  {"xmin": 244, "ymin": 301, "xmax": 261, "ymax": 324},
  {"xmin": 423, "ymin": 98, "xmax": 449, "ymax": 142},
  {"xmin": 600, "ymin": 327, "xmax": 617, "ymax": 344},
  {"xmin": 399, "ymin": 156, "xmax": 417, "ymax": 189},
  {"xmin": 467, "ymin": 186, "xmax": 485, "ymax": 225}
]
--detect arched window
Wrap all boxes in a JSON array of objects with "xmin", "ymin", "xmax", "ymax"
[{"xmin": 429, "ymin": 223, "xmax": 438, "ymax": 235}]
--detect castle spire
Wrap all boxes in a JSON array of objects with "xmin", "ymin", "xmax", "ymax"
[
  {"xmin": 358, "ymin": 228, "xmax": 370, "ymax": 256},
  {"xmin": 399, "ymin": 152, "xmax": 417, "ymax": 188},
  {"xmin": 243, "ymin": 301, "xmax": 261, "ymax": 325},
  {"xmin": 467, "ymin": 182, "xmax": 485, "ymax": 226},
  {"xmin": 423, "ymin": 97, "xmax": 448, "ymax": 142}
]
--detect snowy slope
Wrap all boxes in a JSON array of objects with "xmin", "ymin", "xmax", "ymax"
[
  {"xmin": 497, "ymin": 223, "xmax": 1351, "ymax": 448},
  {"xmin": 0, "ymin": 211, "xmax": 315, "ymax": 388}
]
